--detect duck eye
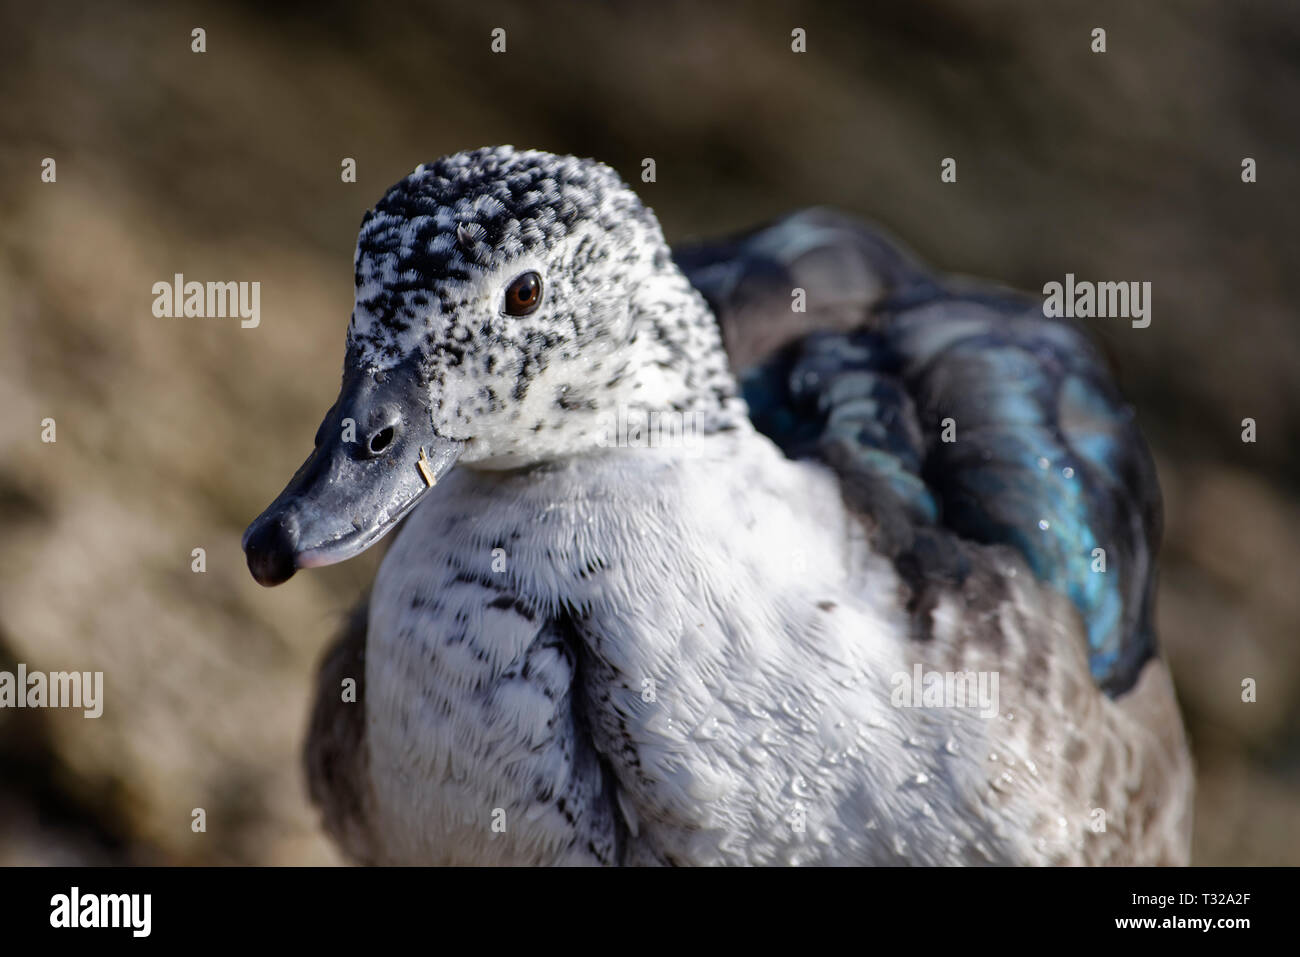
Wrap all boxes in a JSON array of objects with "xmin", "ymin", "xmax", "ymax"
[{"xmin": 504, "ymin": 271, "xmax": 542, "ymax": 316}]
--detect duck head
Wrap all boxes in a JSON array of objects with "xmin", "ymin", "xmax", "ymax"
[{"xmin": 243, "ymin": 146, "xmax": 742, "ymax": 586}]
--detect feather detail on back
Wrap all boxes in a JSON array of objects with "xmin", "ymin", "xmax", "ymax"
[{"xmin": 677, "ymin": 210, "xmax": 1162, "ymax": 696}]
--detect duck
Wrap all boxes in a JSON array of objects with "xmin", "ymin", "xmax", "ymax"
[{"xmin": 242, "ymin": 146, "xmax": 1193, "ymax": 865}]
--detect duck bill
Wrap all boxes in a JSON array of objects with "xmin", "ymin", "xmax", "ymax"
[{"xmin": 242, "ymin": 360, "xmax": 462, "ymax": 587}]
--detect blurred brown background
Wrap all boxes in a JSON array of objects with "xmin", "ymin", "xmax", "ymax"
[{"xmin": 0, "ymin": 0, "xmax": 1296, "ymax": 864}]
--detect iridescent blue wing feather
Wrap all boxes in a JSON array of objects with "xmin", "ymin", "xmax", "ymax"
[{"xmin": 676, "ymin": 209, "xmax": 1162, "ymax": 697}]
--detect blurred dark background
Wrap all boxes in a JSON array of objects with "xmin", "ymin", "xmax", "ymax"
[{"xmin": 0, "ymin": 0, "xmax": 1296, "ymax": 864}]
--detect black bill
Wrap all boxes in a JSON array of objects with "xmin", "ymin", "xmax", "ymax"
[{"xmin": 242, "ymin": 358, "xmax": 461, "ymax": 586}]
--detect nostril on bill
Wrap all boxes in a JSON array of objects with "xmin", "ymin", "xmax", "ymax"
[{"xmin": 368, "ymin": 426, "xmax": 395, "ymax": 454}]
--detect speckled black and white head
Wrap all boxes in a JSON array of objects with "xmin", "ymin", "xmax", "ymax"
[{"xmin": 243, "ymin": 146, "xmax": 744, "ymax": 585}]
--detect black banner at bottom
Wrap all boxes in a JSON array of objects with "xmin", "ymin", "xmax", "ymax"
[{"xmin": 0, "ymin": 865, "xmax": 1280, "ymax": 944}]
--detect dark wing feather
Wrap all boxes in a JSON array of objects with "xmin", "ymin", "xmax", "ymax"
[
  {"xmin": 676, "ymin": 210, "xmax": 1162, "ymax": 697},
  {"xmin": 304, "ymin": 596, "xmax": 376, "ymax": 862}
]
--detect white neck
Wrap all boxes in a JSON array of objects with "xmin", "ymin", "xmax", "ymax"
[{"xmin": 359, "ymin": 426, "xmax": 1026, "ymax": 864}]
